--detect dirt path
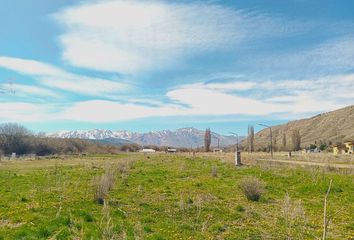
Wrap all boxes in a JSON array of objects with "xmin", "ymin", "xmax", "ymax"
[{"xmin": 256, "ymin": 158, "xmax": 354, "ymax": 169}]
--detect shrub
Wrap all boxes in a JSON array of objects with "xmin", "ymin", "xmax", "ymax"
[
  {"xmin": 239, "ymin": 176, "xmax": 265, "ymax": 201},
  {"xmin": 94, "ymin": 168, "xmax": 117, "ymax": 204},
  {"xmin": 281, "ymin": 193, "xmax": 306, "ymax": 239},
  {"xmin": 118, "ymin": 162, "xmax": 128, "ymax": 175}
]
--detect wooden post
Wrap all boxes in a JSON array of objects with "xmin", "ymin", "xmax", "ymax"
[{"xmin": 323, "ymin": 179, "xmax": 332, "ymax": 240}]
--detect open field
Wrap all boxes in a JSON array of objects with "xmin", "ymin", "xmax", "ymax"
[{"xmin": 0, "ymin": 153, "xmax": 353, "ymax": 239}]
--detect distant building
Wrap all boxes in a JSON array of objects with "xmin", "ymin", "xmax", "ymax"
[
  {"xmin": 139, "ymin": 149, "xmax": 156, "ymax": 153},
  {"xmin": 302, "ymin": 148, "xmax": 321, "ymax": 154},
  {"xmin": 167, "ymin": 148, "xmax": 177, "ymax": 153},
  {"xmin": 344, "ymin": 141, "xmax": 354, "ymax": 154},
  {"xmin": 333, "ymin": 141, "xmax": 354, "ymax": 155},
  {"xmin": 213, "ymin": 148, "xmax": 223, "ymax": 153}
]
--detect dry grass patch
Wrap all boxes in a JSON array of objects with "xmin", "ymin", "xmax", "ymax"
[
  {"xmin": 239, "ymin": 176, "xmax": 265, "ymax": 201},
  {"xmin": 94, "ymin": 167, "xmax": 117, "ymax": 204}
]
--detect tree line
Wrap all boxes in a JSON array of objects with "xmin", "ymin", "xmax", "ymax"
[
  {"xmin": 203, "ymin": 126, "xmax": 305, "ymax": 153},
  {"xmin": 0, "ymin": 123, "xmax": 119, "ymax": 156}
]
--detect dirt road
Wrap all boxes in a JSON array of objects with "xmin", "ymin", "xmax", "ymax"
[{"xmin": 256, "ymin": 158, "xmax": 354, "ymax": 169}]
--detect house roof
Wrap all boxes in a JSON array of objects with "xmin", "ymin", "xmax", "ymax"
[{"xmin": 332, "ymin": 144, "xmax": 346, "ymax": 148}]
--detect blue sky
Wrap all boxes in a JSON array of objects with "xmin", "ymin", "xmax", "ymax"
[{"xmin": 0, "ymin": 0, "xmax": 354, "ymax": 135}]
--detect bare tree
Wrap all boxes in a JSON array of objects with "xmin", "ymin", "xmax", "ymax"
[
  {"xmin": 248, "ymin": 125, "xmax": 254, "ymax": 153},
  {"xmin": 204, "ymin": 128, "xmax": 211, "ymax": 152},
  {"xmin": 273, "ymin": 137, "xmax": 277, "ymax": 151},
  {"xmin": 0, "ymin": 123, "xmax": 32, "ymax": 154},
  {"xmin": 291, "ymin": 129, "xmax": 301, "ymax": 151},
  {"xmin": 282, "ymin": 133, "xmax": 287, "ymax": 150}
]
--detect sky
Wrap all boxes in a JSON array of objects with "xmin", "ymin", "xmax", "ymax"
[{"xmin": 0, "ymin": 0, "xmax": 354, "ymax": 135}]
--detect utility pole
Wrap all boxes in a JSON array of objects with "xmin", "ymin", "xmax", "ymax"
[
  {"xmin": 258, "ymin": 123, "xmax": 273, "ymax": 159},
  {"xmin": 211, "ymin": 132, "xmax": 221, "ymax": 153}
]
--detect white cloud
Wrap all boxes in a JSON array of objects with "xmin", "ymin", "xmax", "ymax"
[
  {"xmin": 61, "ymin": 100, "xmax": 184, "ymax": 122},
  {"xmin": 55, "ymin": 0, "xmax": 289, "ymax": 73},
  {"xmin": 10, "ymin": 84, "xmax": 61, "ymax": 98},
  {"xmin": 167, "ymin": 88, "xmax": 285, "ymax": 115},
  {"xmin": 166, "ymin": 73, "xmax": 353, "ymax": 117},
  {"xmin": 0, "ymin": 102, "xmax": 53, "ymax": 122},
  {"xmin": 0, "ymin": 56, "xmax": 128, "ymax": 96},
  {"xmin": 0, "ymin": 57, "xmax": 61, "ymax": 76},
  {"xmin": 0, "ymin": 71, "xmax": 351, "ymax": 123},
  {"xmin": 261, "ymin": 74, "xmax": 354, "ymax": 104},
  {"xmin": 175, "ymin": 81, "xmax": 256, "ymax": 92},
  {"xmin": 57, "ymin": 78, "xmax": 345, "ymax": 122}
]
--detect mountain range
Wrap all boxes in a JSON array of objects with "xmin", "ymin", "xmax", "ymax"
[
  {"xmin": 47, "ymin": 128, "xmax": 240, "ymax": 148},
  {"xmin": 47, "ymin": 105, "xmax": 354, "ymax": 150}
]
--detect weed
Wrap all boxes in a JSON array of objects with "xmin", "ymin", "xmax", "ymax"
[
  {"xmin": 239, "ymin": 176, "xmax": 265, "ymax": 201},
  {"xmin": 94, "ymin": 167, "xmax": 117, "ymax": 204},
  {"xmin": 99, "ymin": 201, "xmax": 119, "ymax": 240},
  {"xmin": 281, "ymin": 193, "xmax": 307, "ymax": 239}
]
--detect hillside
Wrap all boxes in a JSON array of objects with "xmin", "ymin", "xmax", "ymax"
[
  {"xmin": 244, "ymin": 105, "xmax": 354, "ymax": 151},
  {"xmin": 48, "ymin": 128, "xmax": 240, "ymax": 148}
]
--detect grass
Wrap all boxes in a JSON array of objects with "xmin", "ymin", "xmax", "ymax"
[{"xmin": 0, "ymin": 153, "xmax": 353, "ymax": 239}]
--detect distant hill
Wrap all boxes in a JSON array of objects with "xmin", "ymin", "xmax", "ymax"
[
  {"xmin": 243, "ymin": 105, "xmax": 354, "ymax": 151},
  {"xmin": 48, "ymin": 128, "xmax": 241, "ymax": 148}
]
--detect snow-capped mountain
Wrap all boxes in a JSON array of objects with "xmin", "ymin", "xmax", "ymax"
[{"xmin": 47, "ymin": 128, "xmax": 242, "ymax": 148}]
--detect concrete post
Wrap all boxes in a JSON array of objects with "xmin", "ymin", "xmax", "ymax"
[{"xmin": 235, "ymin": 151, "xmax": 242, "ymax": 166}]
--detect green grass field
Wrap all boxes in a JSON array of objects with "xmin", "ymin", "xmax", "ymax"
[{"xmin": 0, "ymin": 153, "xmax": 353, "ymax": 239}]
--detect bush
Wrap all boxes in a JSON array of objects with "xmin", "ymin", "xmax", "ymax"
[
  {"xmin": 319, "ymin": 143, "xmax": 328, "ymax": 151},
  {"xmin": 239, "ymin": 176, "xmax": 265, "ymax": 201},
  {"xmin": 94, "ymin": 168, "xmax": 117, "ymax": 204}
]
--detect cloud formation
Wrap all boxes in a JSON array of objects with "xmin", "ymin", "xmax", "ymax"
[
  {"xmin": 0, "ymin": 56, "xmax": 128, "ymax": 96},
  {"xmin": 55, "ymin": 0, "xmax": 289, "ymax": 73},
  {"xmin": 1, "ymin": 1, "xmax": 353, "ymax": 128},
  {"xmin": 1, "ymin": 72, "xmax": 351, "ymax": 123},
  {"xmin": 239, "ymin": 36, "xmax": 354, "ymax": 77}
]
